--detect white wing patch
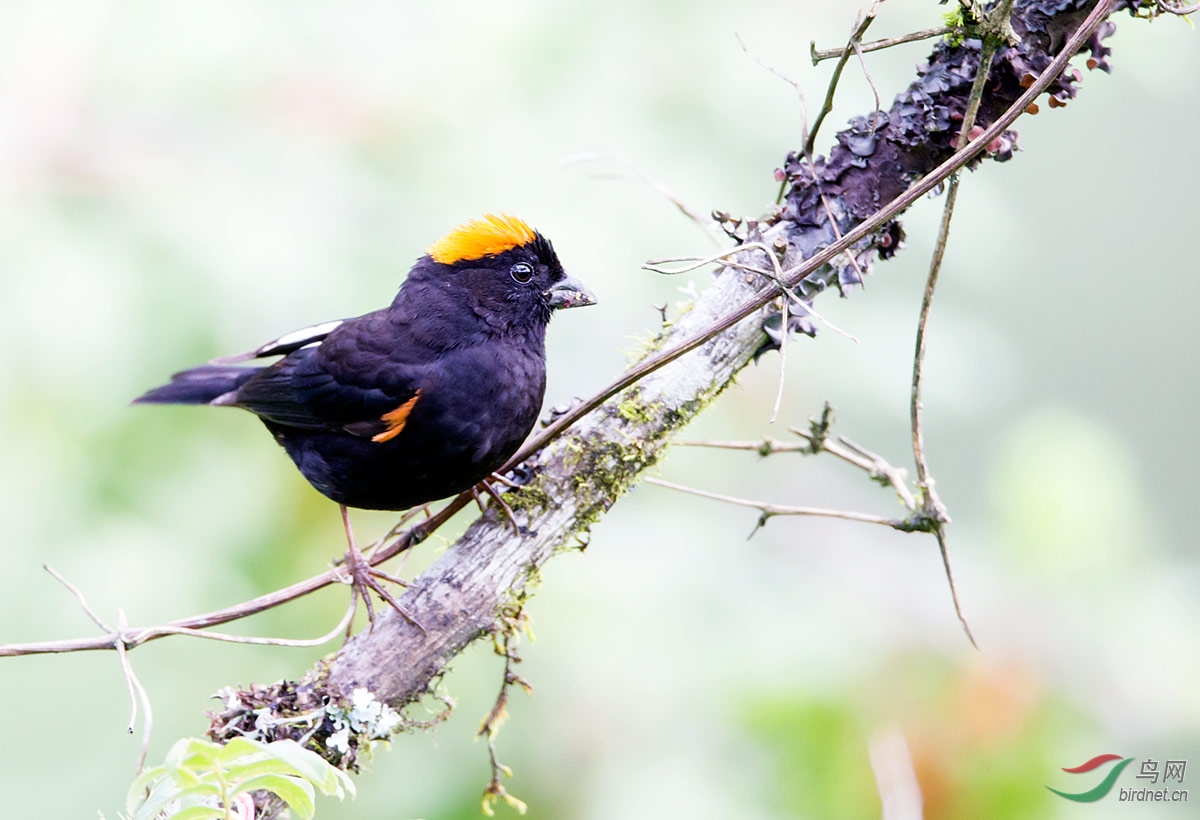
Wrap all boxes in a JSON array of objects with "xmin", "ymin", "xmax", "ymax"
[
  {"xmin": 208, "ymin": 319, "xmax": 344, "ymax": 364},
  {"xmin": 267, "ymin": 320, "xmax": 345, "ymax": 351}
]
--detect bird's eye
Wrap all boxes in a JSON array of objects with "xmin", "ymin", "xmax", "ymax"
[{"xmin": 510, "ymin": 262, "xmax": 534, "ymax": 283}]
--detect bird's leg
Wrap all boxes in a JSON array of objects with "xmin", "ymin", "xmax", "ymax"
[
  {"xmin": 486, "ymin": 472, "xmax": 523, "ymax": 489},
  {"xmin": 471, "ymin": 477, "xmax": 520, "ymax": 533},
  {"xmin": 364, "ymin": 503, "xmax": 433, "ymax": 562},
  {"xmin": 337, "ymin": 504, "xmax": 425, "ymax": 633}
]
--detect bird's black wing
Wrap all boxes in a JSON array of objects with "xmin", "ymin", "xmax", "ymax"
[
  {"xmin": 229, "ymin": 310, "xmax": 433, "ymax": 441},
  {"xmin": 208, "ymin": 319, "xmax": 347, "ymax": 364},
  {"xmin": 134, "ymin": 319, "xmax": 348, "ymax": 409}
]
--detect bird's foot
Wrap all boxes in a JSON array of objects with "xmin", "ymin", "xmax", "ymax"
[
  {"xmin": 337, "ymin": 504, "xmax": 426, "ymax": 635},
  {"xmin": 471, "ymin": 476, "xmax": 521, "ymax": 533},
  {"xmin": 336, "ymin": 543, "xmax": 425, "ymax": 634}
]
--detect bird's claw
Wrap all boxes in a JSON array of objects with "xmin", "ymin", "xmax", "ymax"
[
  {"xmin": 337, "ymin": 546, "xmax": 426, "ymax": 634},
  {"xmin": 336, "ymin": 504, "xmax": 426, "ymax": 635},
  {"xmin": 471, "ymin": 477, "xmax": 521, "ymax": 534}
]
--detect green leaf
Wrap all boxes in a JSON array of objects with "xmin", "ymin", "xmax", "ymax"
[
  {"xmin": 129, "ymin": 778, "xmax": 184, "ymax": 820},
  {"xmin": 222, "ymin": 757, "xmax": 301, "ymax": 781},
  {"xmin": 261, "ymin": 740, "xmax": 356, "ymax": 798},
  {"xmin": 235, "ymin": 775, "xmax": 316, "ymax": 819},
  {"xmin": 168, "ymin": 806, "xmax": 225, "ymax": 820},
  {"xmin": 125, "ymin": 766, "xmax": 171, "ymax": 815},
  {"xmin": 220, "ymin": 736, "xmax": 273, "ymax": 763},
  {"xmin": 172, "ymin": 780, "xmax": 222, "ymax": 799},
  {"xmin": 166, "ymin": 737, "xmax": 221, "ymax": 771}
]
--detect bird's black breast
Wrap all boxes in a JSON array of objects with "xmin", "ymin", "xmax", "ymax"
[{"xmin": 269, "ymin": 336, "xmax": 547, "ymax": 510}]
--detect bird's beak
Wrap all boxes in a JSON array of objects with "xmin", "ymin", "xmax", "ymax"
[{"xmin": 545, "ymin": 275, "xmax": 597, "ymax": 310}]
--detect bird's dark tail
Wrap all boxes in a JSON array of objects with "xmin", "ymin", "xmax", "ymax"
[{"xmin": 133, "ymin": 365, "xmax": 257, "ymax": 406}]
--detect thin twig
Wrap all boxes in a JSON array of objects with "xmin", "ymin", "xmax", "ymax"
[
  {"xmin": 737, "ymin": 32, "xmax": 808, "ymax": 108},
  {"xmin": 805, "ymin": 3, "xmax": 880, "ymax": 159},
  {"xmin": 827, "ymin": 435, "xmax": 918, "ymax": 511},
  {"xmin": 676, "ymin": 437, "xmax": 807, "ymax": 456},
  {"xmin": 645, "ymin": 245, "xmax": 860, "ymax": 343},
  {"xmin": 932, "ymin": 528, "xmax": 970, "ymax": 645},
  {"xmin": 911, "ymin": 176, "xmax": 962, "ymax": 497},
  {"xmin": 115, "ymin": 610, "xmax": 153, "ymax": 773},
  {"xmin": 2, "ymin": 568, "xmax": 359, "ymax": 656},
  {"xmin": 811, "ymin": 26, "xmax": 955, "ymax": 63},
  {"xmin": 1158, "ymin": 0, "xmax": 1200, "ymax": 14},
  {"xmin": 132, "ymin": 602, "xmax": 358, "ymax": 648},
  {"xmin": 645, "ymin": 477, "xmax": 905, "ymax": 532},
  {"xmin": 804, "ymin": 10, "xmax": 883, "ymax": 282},
  {"xmin": 813, "ymin": 191, "xmax": 869, "ymax": 295},
  {"xmin": 677, "ymin": 425, "xmax": 916, "ymax": 512},
  {"xmin": 850, "ymin": 37, "xmax": 884, "ymax": 132},
  {"xmin": 561, "ymin": 153, "xmax": 723, "ymax": 247},
  {"xmin": 910, "ymin": 0, "xmax": 1018, "ymax": 651},
  {"xmin": 734, "ymin": 33, "xmax": 813, "ymax": 207},
  {"xmin": 770, "ymin": 290, "xmax": 789, "ymax": 424},
  {"xmin": 44, "ymin": 564, "xmax": 112, "ymax": 632}
]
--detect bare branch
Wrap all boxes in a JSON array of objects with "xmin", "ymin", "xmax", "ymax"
[
  {"xmin": 44, "ymin": 564, "xmax": 113, "ymax": 633},
  {"xmin": 643, "ymin": 245, "xmax": 859, "ymax": 342},
  {"xmin": 1, "ymin": 572, "xmax": 358, "ymax": 657},
  {"xmin": 805, "ymin": 3, "xmax": 881, "ymax": 158},
  {"xmin": 114, "ymin": 610, "xmax": 153, "ymax": 773},
  {"xmin": 561, "ymin": 152, "xmax": 723, "ymax": 246},
  {"xmin": 645, "ymin": 477, "xmax": 907, "ymax": 532},
  {"xmin": 675, "ymin": 418, "xmax": 918, "ymax": 512},
  {"xmin": 1157, "ymin": 0, "xmax": 1200, "ymax": 14},
  {"xmin": 909, "ymin": 0, "xmax": 1019, "ymax": 652},
  {"xmin": 811, "ymin": 26, "xmax": 956, "ymax": 63}
]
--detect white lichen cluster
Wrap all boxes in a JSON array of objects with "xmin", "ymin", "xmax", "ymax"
[{"xmin": 324, "ymin": 688, "xmax": 404, "ymax": 754}]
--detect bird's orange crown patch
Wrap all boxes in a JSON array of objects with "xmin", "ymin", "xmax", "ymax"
[{"xmin": 427, "ymin": 213, "xmax": 538, "ymax": 265}]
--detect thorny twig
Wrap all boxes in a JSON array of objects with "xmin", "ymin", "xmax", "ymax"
[
  {"xmin": 738, "ymin": 32, "xmax": 870, "ymax": 298},
  {"xmin": 561, "ymin": 152, "xmax": 723, "ymax": 247},
  {"xmin": 805, "ymin": 2, "xmax": 882, "ymax": 159},
  {"xmin": 1, "ymin": 0, "xmax": 1120, "ymax": 660},
  {"xmin": 675, "ymin": 405, "xmax": 918, "ymax": 512},
  {"xmin": 643, "ymin": 244, "xmax": 859, "ymax": 342},
  {"xmin": 735, "ymin": 33, "xmax": 816, "ymax": 210},
  {"xmin": 811, "ymin": 26, "xmax": 957, "ymax": 63},
  {"xmin": 909, "ymin": 0, "xmax": 1020, "ymax": 651},
  {"xmin": 667, "ymin": 402, "xmax": 948, "ymax": 559},
  {"xmin": 645, "ymin": 477, "xmax": 912, "ymax": 538},
  {"xmin": 850, "ymin": 35, "xmax": 885, "ymax": 132}
]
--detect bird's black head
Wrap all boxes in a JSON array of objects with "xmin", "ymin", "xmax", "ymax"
[{"xmin": 410, "ymin": 214, "xmax": 595, "ymax": 336}]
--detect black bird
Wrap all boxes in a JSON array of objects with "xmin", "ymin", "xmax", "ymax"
[{"xmin": 136, "ymin": 214, "xmax": 595, "ymax": 621}]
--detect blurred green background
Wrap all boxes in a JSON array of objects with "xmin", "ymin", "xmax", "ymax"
[{"xmin": 1, "ymin": 1, "xmax": 1197, "ymax": 818}]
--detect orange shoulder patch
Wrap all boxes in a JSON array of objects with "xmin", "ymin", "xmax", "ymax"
[
  {"xmin": 371, "ymin": 392, "xmax": 421, "ymax": 443},
  {"xmin": 427, "ymin": 213, "xmax": 537, "ymax": 265}
]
